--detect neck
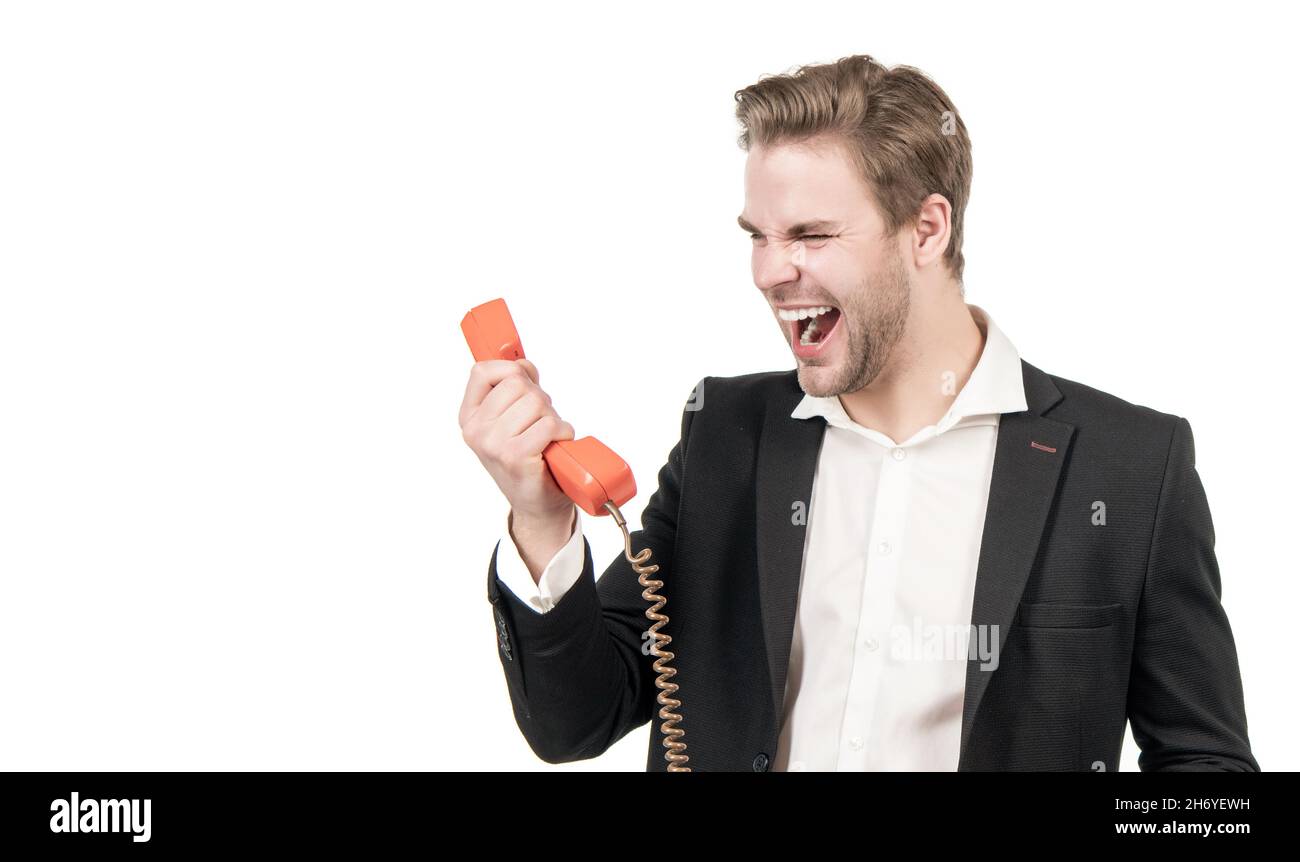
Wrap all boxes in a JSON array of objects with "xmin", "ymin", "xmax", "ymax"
[{"xmin": 838, "ymin": 293, "xmax": 985, "ymax": 443}]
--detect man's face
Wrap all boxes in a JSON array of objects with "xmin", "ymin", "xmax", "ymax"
[{"xmin": 740, "ymin": 139, "xmax": 911, "ymax": 397}]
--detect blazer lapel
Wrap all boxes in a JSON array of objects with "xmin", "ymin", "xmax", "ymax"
[
  {"xmin": 957, "ymin": 359, "xmax": 1074, "ymax": 767},
  {"xmin": 755, "ymin": 372, "xmax": 827, "ymax": 723}
]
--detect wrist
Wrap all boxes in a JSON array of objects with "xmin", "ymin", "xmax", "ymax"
[
  {"xmin": 509, "ymin": 505, "xmax": 577, "ymax": 582},
  {"xmin": 510, "ymin": 503, "xmax": 576, "ymax": 540}
]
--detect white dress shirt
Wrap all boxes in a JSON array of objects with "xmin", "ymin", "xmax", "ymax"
[{"xmin": 492, "ymin": 304, "xmax": 1028, "ymax": 772}]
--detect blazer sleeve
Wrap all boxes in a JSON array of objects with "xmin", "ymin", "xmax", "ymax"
[
  {"xmin": 494, "ymin": 507, "xmax": 586, "ymax": 614},
  {"xmin": 1126, "ymin": 416, "xmax": 1260, "ymax": 771},
  {"xmin": 483, "ymin": 381, "xmax": 701, "ymax": 764}
]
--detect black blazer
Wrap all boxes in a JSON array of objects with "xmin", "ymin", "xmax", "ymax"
[{"xmin": 484, "ymin": 360, "xmax": 1260, "ymax": 772}]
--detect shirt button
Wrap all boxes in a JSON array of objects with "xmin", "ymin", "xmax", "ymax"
[
  {"xmin": 892, "ymin": 447, "xmax": 906, "ymax": 460},
  {"xmin": 878, "ymin": 541, "xmax": 891, "ymax": 555},
  {"xmin": 752, "ymin": 752, "xmax": 770, "ymax": 772},
  {"xmin": 863, "ymin": 637, "xmax": 879, "ymax": 651},
  {"xmin": 849, "ymin": 736, "xmax": 864, "ymax": 751},
  {"xmin": 790, "ymin": 760, "xmax": 806, "ymax": 772}
]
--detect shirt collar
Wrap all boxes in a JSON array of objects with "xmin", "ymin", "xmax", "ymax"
[{"xmin": 790, "ymin": 303, "xmax": 1028, "ymax": 443}]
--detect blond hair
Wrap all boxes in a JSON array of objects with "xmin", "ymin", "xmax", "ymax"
[{"xmin": 734, "ymin": 54, "xmax": 973, "ymax": 283}]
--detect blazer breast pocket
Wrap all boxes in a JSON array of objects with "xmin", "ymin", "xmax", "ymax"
[{"xmin": 1014, "ymin": 601, "xmax": 1122, "ymax": 629}]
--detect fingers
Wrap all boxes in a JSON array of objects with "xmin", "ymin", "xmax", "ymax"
[
  {"xmin": 517, "ymin": 358, "xmax": 540, "ymax": 385},
  {"xmin": 512, "ymin": 413, "xmax": 579, "ymax": 465},
  {"xmin": 492, "ymin": 384, "xmax": 558, "ymax": 441},
  {"xmin": 459, "ymin": 359, "xmax": 535, "ymax": 426},
  {"xmin": 477, "ymin": 371, "xmax": 551, "ymax": 424},
  {"xmin": 513, "ymin": 413, "xmax": 576, "ymax": 461},
  {"xmin": 458, "ymin": 353, "xmax": 577, "ymax": 520}
]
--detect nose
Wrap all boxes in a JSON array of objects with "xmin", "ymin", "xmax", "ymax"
[{"xmin": 753, "ymin": 239, "xmax": 804, "ymax": 296}]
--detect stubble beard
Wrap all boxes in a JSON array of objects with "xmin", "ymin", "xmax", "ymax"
[{"xmin": 797, "ymin": 247, "xmax": 912, "ymax": 398}]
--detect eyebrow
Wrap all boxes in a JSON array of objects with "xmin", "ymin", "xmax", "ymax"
[{"xmin": 737, "ymin": 215, "xmax": 838, "ymax": 236}]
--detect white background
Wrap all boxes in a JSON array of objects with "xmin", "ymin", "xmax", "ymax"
[{"xmin": 2, "ymin": 1, "xmax": 1296, "ymax": 771}]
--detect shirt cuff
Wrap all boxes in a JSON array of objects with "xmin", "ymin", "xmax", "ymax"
[{"xmin": 493, "ymin": 507, "xmax": 584, "ymax": 614}]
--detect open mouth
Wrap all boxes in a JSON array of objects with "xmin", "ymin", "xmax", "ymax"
[{"xmin": 778, "ymin": 304, "xmax": 842, "ymax": 348}]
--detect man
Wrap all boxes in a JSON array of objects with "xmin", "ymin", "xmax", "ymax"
[{"xmin": 458, "ymin": 54, "xmax": 1259, "ymax": 771}]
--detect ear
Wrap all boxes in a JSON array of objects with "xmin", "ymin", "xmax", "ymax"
[{"xmin": 910, "ymin": 192, "xmax": 953, "ymax": 270}]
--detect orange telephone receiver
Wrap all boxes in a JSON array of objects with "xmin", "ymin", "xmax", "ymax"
[
  {"xmin": 461, "ymin": 296, "xmax": 691, "ymax": 772},
  {"xmin": 460, "ymin": 298, "xmax": 636, "ymax": 517}
]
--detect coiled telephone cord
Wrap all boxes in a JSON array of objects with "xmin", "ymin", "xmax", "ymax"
[{"xmin": 604, "ymin": 501, "xmax": 690, "ymax": 772}]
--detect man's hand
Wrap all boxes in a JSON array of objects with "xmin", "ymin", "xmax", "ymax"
[{"xmin": 459, "ymin": 358, "xmax": 577, "ymax": 580}]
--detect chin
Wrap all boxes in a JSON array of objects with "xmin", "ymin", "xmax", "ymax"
[{"xmin": 796, "ymin": 363, "xmax": 843, "ymax": 398}]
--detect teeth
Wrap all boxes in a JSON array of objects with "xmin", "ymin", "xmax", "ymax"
[
  {"xmin": 778, "ymin": 305, "xmax": 833, "ymax": 322},
  {"xmin": 798, "ymin": 308, "xmax": 834, "ymax": 346}
]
